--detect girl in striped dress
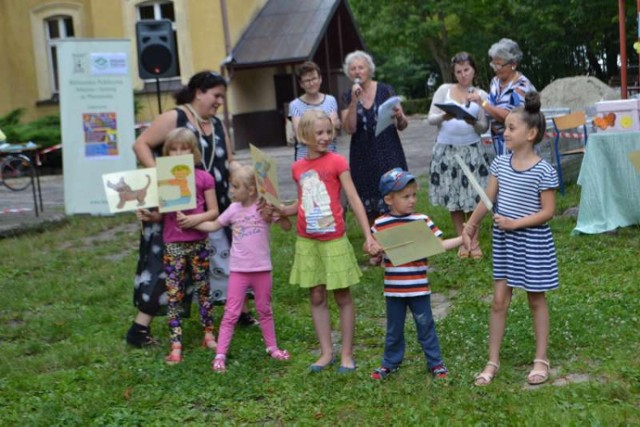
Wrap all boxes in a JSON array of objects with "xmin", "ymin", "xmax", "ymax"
[{"xmin": 463, "ymin": 91, "xmax": 558, "ymax": 386}]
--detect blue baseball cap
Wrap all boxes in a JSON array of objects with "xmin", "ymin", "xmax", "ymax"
[{"xmin": 379, "ymin": 168, "xmax": 416, "ymax": 197}]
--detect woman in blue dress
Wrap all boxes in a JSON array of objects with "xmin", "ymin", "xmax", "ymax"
[{"xmin": 341, "ymin": 50, "xmax": 409, "ymax": 221}]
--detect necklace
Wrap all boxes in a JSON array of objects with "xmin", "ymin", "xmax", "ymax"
[
  {"xmin": 184, "ymin": 103, "xmax": 209, "ymax": 125},
  {"xmin": 183, "ymin": 105, "xmax": 216, "ymax": 172}
]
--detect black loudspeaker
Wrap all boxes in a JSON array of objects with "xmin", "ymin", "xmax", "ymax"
[{"xmin": 136, "ymin": 19, "xmax": 177, "ymax": 79}]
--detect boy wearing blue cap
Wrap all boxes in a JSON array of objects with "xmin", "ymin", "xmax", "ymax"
[{"xmin": 370, "ymin": 168, "xmax": 463, "ymax": 380}]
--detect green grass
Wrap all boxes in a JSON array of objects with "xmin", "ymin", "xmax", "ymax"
[{"xmin": 1, "ymin": 182, "xmax": 639, "ymax": 425}]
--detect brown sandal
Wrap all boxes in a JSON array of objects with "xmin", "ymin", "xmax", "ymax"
[
  {"xmin": 470, "ymin": 247, "xmax": 483, "ymax": 260},
  {"xmin": 458, "ymin": 246, "xmax": 470, "ymax": 259}
]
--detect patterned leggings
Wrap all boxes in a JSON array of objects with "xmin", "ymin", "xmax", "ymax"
[{"xmin": 164, "ymin": 240, "xmax": 213, "ymax": 345}]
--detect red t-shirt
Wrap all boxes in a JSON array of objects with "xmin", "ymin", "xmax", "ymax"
[{"xmin": 291, "ymin": 152, "xmax": 348, "ymax": 241}]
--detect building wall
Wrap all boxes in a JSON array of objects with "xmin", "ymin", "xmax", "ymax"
[
  {"xmin": 231, "ymin": 68, "xmax": 278, "ymax": 114},
  {"xmin": 0, "ymin": 0, "xmax": 268, "ymax": 124},
  {"xmin": 1, "ymin": 1, "xmax": 89, "ymax": 120}
]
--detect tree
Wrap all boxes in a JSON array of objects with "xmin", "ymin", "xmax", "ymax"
[{"xmin": 348, "ymin": 0, "xmax": 638, "ymax": 97}]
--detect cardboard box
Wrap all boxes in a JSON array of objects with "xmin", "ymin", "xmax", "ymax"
[{"xmin": 594, "ymin": 99, "xmax": 640, "ymax": 132}]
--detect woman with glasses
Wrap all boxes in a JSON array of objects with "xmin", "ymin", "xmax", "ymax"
[
  {"xmin": 468, "ymin": 38, "xmax": 535, "ymax": 155},
  {"xmin": 288, "ymin": 61, "xmax": 341, "ymax": 161},
  {"xmin": 427, "ymin": 52, "xmax": 490, "ymax": 259}
]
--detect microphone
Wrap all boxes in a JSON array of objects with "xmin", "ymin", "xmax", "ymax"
[
  {"xmin": 354, "ymin": 78, "xmax": 362, "ymax": 97},
  {"xmin": 465, "ymin": 87, "xmax": 473, "ymax": 108}
]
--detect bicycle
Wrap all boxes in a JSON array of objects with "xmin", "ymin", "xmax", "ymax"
[{"xmin": 0, "ymin": 151, "xmax": 35, "ymax": 191}]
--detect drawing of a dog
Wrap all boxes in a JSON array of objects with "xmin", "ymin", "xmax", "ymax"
[{"xmin": 106, "ymin": 174, "xmax": 152, "ymax": 209}]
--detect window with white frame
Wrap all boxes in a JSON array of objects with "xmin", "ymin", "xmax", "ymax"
[
  {"xmin": 137, "ymin": 1, "xmax": 181, "ymax": 77},
  {"xmin": 45, "ymin": 15, "xmax": 75, "ymax": 93}
]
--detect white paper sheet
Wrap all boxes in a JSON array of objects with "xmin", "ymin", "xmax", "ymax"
[{"xmin": 374, "ymin": 96, "xmax": 401, "ymax": 137}]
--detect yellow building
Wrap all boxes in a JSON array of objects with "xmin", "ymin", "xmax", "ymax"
[{"xmin": 0, "ymin": 0, "xmax": 364, "ymax": 148}]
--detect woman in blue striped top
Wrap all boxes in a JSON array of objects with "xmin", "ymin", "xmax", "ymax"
[
  {"xmin": 467, "ymin": 38, "xmax": 535, "ymax": 156},
  {"xmin": 463, "ymin": 91, "xmax": 558, "ymax": 387}
]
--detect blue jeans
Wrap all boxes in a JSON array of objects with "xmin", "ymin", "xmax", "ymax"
[{"xmin": 381, "ymin": 295, "xmax": 443, "ymax": 370}]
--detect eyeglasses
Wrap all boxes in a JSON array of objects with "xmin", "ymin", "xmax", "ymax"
[
  {"xmin": 301, "ymin": 76, "xmax": 320, "ymax": 85},
  {"xmin": 489, "ymin": 61, "xmax": 509, "ymax": 71}
]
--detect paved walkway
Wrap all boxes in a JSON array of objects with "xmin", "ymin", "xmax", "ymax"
[{"xmin": 0, "ymin": 116, "xmax": 438, "ymax": 237}]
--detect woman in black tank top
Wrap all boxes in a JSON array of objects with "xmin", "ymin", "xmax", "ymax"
[{"xmin": 127, "ymin": 71, "xmax": 254, "ymax": 348}]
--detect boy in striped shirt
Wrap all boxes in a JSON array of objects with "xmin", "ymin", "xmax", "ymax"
[{"xmin": 370, "ymin": 168, "xmax": 463, "ymax": 380}]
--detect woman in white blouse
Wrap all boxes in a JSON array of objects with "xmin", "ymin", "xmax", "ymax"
[{"xmin": 427, "ymin": 52, "xmax": 490, "ymax": 259}]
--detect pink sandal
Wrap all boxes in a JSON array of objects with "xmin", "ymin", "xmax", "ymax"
[
  {"xmin": 165, "ymin": 343, "xmax": 182, "ymax": 365},
  {"xmin": 201, "ymin": 333, "xmax": 217, "ymax": 350},
  {"xmin": 267, "ymin": 347, "xmax": 290, "ymax": 361},
  {"xmin": 212, "ymin": 354, "xmax": 226, "ymax": 373}
]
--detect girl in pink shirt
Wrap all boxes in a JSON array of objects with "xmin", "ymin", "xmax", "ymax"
[
  {"xmin": 270, "ymin": 110, "xmax": 380, "ymax": 373},
  {"xmin": 186, "ymin": 165, "xmax": 292, "ymax": 372},
  {"xmin": 137, "ymin": 128, "xmax": 219, "ymax": 365}
]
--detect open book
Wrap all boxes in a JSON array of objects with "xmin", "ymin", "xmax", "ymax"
[{"xmin": 434, "ymin": 103, "xmax": 476, "ymax": 122}]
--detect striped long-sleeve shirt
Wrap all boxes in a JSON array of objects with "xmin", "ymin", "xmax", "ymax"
[{"xmin": 372, "ymin": 213, "xmax": 442, "ymax": 297}]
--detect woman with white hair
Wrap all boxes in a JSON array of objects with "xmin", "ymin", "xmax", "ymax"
[
  {"xmin": 468, "ymin": 38, "xmax": 535, "ymax": 155},
  {"xmin": 341, "ymin": 50, "xmax": 409, "ymax": 221}
]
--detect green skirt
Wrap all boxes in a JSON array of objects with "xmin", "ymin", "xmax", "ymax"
[{"xmin": 289, "ymin": 236, "xmax": 362, "ymax": 290}]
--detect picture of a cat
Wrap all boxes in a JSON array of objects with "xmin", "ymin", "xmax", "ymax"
[{"xmin": 106, "ymin": 174, "xmax": 152, "ymax": 209}]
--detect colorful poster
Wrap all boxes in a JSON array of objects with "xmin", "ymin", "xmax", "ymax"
[
  {"xmin": 58, "ymin": 39, "xmax": 135, "ymax": 215},
  {"xmin": 156, "ymin": 154, "xmax": 197, "ymax": 213},
  {"xmin": 102, "ymin": 168, "xmax": 158, "ymax": 213},
  {"xmin": 83, "ymin": 112, "xmax": 119, "ymax": 157}
]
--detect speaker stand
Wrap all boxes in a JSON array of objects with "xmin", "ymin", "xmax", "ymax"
[{"xmin": 155, "ymin": 77, "xmax": 162, "ymax": 114}]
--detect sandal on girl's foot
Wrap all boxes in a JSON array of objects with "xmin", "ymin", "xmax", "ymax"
[
  {"xmin": 266, "ymin": 347, "xmax": 290, "ymax": 361},
  {"xmin": 474, "ymin": 361, "xmax": 499, "ymax": 386},
  {"xmin": 202, "ymin": 333, "xmax": 217, "ymax": 350},
  {"xmin": 527, "ymin": 359, "xmax": 550, "ymax": 385},
  {"xmin": 470, "ymin": 246, "xmax": 483, "ymax": 260},
  {"xmin": 457, "ymin": 246, "xmax": 470, "ymax": 259},
  {"xmin": 212, "ymin": 354, "xmax": 226, "ymax": 373},
  {"xmin": 165, "ymin": 343, "xmax": 182, "ymax": 365},
  {"xmin": 337, "ymin": 360, "xmax": 357, "ymax": 374}
]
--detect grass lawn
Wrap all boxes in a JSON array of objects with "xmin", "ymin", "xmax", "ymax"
[{"xmin": 1, "ymin": 182, "xmax": 639, "ymax": 425}]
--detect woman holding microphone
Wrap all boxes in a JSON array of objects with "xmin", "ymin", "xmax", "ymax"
[{"xmin": 341, "ymin": 50, "xmax": 409, "ymax": 222}]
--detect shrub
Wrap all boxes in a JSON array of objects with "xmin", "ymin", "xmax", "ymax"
[
  {"xmin": 402, "ymin": 97, "xmax": 431, "ymax": 116},
  {"xmin": 0, "ymin": 109, "xmax": 61, "ymax": 149}
]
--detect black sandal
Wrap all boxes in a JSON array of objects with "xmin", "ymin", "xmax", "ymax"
[{"xmin": 126, "ymin": 323, "xmax": 159, "ymax": 348}]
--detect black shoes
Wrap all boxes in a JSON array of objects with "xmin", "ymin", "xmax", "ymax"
[
  {"xmin": 237, "ymin": 311, "xmax": 259, "ymax": 326},
  {"xmin": 125, "ymin": 322, "xmax": 159, "ymax": 348}
]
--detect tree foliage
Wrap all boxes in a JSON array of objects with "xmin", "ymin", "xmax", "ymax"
[{"xmin": 349, "ymin": 0, "xmax": 636, "ymax": 98}]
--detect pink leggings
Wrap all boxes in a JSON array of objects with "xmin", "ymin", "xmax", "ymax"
[{"xmin": 216, "ymin": 271, "xmax": 278, "ymax": 355}]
